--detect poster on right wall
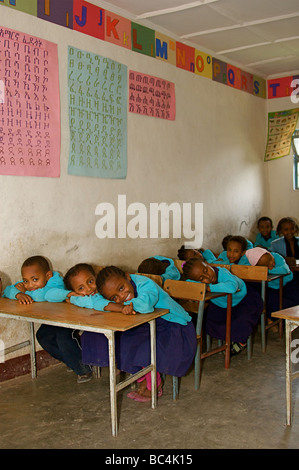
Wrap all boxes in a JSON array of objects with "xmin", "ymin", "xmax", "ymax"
[{"xmin": 264, "ymin": 108, "xmax": 299, "ymax": 161}]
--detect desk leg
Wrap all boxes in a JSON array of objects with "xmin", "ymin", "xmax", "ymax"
[
  {"xmin": 224, "ymin": 294, "xmax": 232, "ymax": 369},
  {"xmin": 29, "ymin": 322, "xmax": 36, "ymax": 379},
  {"xmin": 279, "ymin": 278, "xmax": 284, "ymax": 339},
  {"xmin": 107, "ymin": 331, "xmax": 117, "ymax": 437},
  {"xmin": 286, "ymin": 320, "xmax": 292, "ymax": 426},
  {"xmin": 195, "ymin": 300, "xmax": 205, "ymax": 390},
  {"xmin": 149, "ymin": 319, "xmax": 157, "ymax": 409},
  {"xmin": 260, "ymin": 281, "xmax": 266, "ymax": 353}
]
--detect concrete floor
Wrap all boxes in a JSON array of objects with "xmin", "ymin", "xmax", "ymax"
[{"xmin": 1, "ymin": 326, "xmax": 299, "ymax": 450}]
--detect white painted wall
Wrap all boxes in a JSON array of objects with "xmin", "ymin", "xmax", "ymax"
[
  {"xmin": 265, "ymin": 97, "xmax": 299, "ymax": 228},
  {"xmin": 0, "ymin": 7, "xmax": 268, "ymax": 357}
]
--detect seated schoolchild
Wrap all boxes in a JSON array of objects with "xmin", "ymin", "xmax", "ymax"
[
  {"xmin": 137, "ymin": 255, "xmax": 180, "ymax": 282},
  {"xmin": 3, "ymin": 255, "xmax": 64, "ymax": 304},
  {"xmin": 270, "ymin": 217, "xmax": 299, "ymax": 285},
  {"xmin": 182, "ymin": 257, "xmax": 263, "ymax": 355},
  {"xmin": 222, "ymin": 235, "xmax": 253, "ymax": 252},
  {"xmin": 78, "ymin": 266, "xmax": 197, "ymax": 401},
  {"xmin": 254, "ymin": 216, "xmax": 278, "ymax": 249},
  {"xmin": 246, "ymin": 247, "xmax": 299, "ymax": 319},
  {"xmin": 214, "ymin": 236, "xmax": 250, "ymax": 265},
  {"xmin": 3, "ymin": 256, "xmax": 91, "ymax": 383},
  {"xmin": 177, "ymin": 245, "xmax": 216, "ymax": 263}
]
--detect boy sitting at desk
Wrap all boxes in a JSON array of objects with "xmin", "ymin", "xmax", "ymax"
[{"xmin": 3, "ymin": 256, "xmax": 92, "ymax": 383}]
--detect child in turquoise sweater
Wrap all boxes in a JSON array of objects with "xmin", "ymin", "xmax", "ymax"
[
  {"xmin": 182, "ymin": 257, "xmax": 263, "ymax": 355},
  {"xmin": 3, "ymin": 256, "xmax": 91, "ymax": 383},
  {"xmin": 246, "ymin": 247, "xmax": 299, "ymax": 318},
  {"xmin": 254, "ymin": 216, "xmax": 278, "ymax": 249},
  {"xmin": 137, "ymin": 255, "xmax": 181, "ymax": 282}
]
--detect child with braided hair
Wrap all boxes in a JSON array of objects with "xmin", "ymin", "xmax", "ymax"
[
  {"xmin": 182, "ymin": 257, "xmax": 262, "ymax": 355},
  {"xmin": 85, "ymin": 266, "xmax": 196, "ymax": 401}
]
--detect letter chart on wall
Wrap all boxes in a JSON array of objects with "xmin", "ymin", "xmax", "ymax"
[
  {"xmin": 0, "ymin": 27, "xmax": 60, "ymax": 177},
  {"xmin": 68, "ymin": 46, "xmax": 127, "ymax": 178}
]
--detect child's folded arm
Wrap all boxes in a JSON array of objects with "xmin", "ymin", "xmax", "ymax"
[
  {"xmin": 45, "ymin": 288, "xmax": 71, "ymax": 302},
  {"xmin": 3, "ymin": 284, "xmax": 22, "ymax": 300}
]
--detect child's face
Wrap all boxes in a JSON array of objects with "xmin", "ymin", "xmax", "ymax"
[
  {"xmin": 70, "ymin": 269, "xmax": 97, "ymax": 296},
  {"xmin": 22, "ymin": 264, "xmax": 52, "ymax": 291},
  {"xmin": 188, "ymin": 260, "xmax": 217, "ymax": 284},
  {"xmin": 256, "ymin": 253, "xmax": 275, "ymax": 270},
  {"xmin": 226, "ymin": 241, "xmax": 245, "ymax": 264},
  {"xmin": 258, "ymin": 220, "xmax": 272, "ymax": 237},
  {"xmin": 280, "ymin": 221, "xmax": 296, "ymax": 240},
  {"xmin": 100, "ymin": 273, "xmax": 135, "ymax": 303}
]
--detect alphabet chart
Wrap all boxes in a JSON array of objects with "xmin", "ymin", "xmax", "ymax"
[
  {"xmin": 68, "ymin": 46, "xmax": 127, "ymax": 178},
  {"xmin": 0, "ymin": 27, "xmax": 60, "ymax": 177},
  {"xmin": 129, "ymin": 70, "xmax": 175, "ymax": 120},
  {"xmin": 265, "ymin": 108, "xmax": 299, "ymax": 161}
]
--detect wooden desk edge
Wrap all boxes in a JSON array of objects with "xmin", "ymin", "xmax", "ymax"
[{"xmin": 272, "ymin": 306, "xmax": 299, "ymax": 322}]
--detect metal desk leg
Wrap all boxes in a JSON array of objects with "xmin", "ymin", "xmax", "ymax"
[
  {"xmin": 29, "ymin": 322, "xmax": 37, "ymax": 379},
  {"xmin": 107, "ymin": 331, "xmax": 117, "ymax": 437},
  {"xmin": 224, "ymin": 294, "xmax": 232, "ymax": 369},
  {"xmin": 149, "ymin": 319, "xmax": 157, "ymax": 409},
  {"xmin": 286, "ymin": 320, "xmax": 292, "ymax": 426},
  {"xmin": 260, "ymin": 281, "xmax": 266, "ymax": 353},
  {"xmin": 194, "ymin": 299, "xmax": 205, "ymax": 390}
]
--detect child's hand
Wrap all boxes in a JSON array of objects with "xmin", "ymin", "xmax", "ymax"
[
  {"xmin": 16, "ymin": 292, "xmax": 34, "ymax": 305},
  {"xmin": 15, "ymin": 282, "xmax": 26, "ymax": 293},
  {"xmin": 121, "ymin": 303, "xmax": 136, "ymax": 315}
]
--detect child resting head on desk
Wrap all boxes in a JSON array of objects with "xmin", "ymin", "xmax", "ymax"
[
  {"xmin": 3, "ymin": 255, "xmax": 64, "ymax": 304},
  {"xmin": 177, "ymin": 244, "xmax": 216, "ymax": 263},
  {"xmin": 137, "ymin": 255, "xmax": 181, "ymax": 282},
  {"xmin": 75, "ymin": 265, "xmax": 197, "ymax": 402},
  {"xmin": 246, "ymin": 247, "xmax": 299, "ymax": 319},
  {"xmin": 182, "ymin": 257, "xmax": 263, "ymax": 356}
]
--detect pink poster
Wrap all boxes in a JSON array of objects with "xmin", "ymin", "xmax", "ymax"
[
  {"xmin": 0, "ymin": 27, "xmax": 60, "ymax": 177},
  {"xmin": 129, "ymin": 70, "xmax": 175, "ymax": 120}
]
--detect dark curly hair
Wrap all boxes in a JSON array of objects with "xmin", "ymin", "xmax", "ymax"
[
  {"xmin": 257, "ymin": 216, "xmax": 273, "ymax": 227},
  {"xmin": 226, "ymin": 235, "xmax": 247, "ymax": 252},
  {"xmin": 64, "ymin": 263, "xmax": 95, "ymax": 290},
  {"xmin": 138, "ymin": 258, "xmax": 166, "ymax": 275},
  {"xmin": 96, "ymin": 265, "xmax": 127, "ymax": 294},
  {"xmin": 22, "ymin": 256, "xmax": 51, "ymax": 273},
  {"xmin": 182, "ymin": 257, "xmax": 204, "ymax": 280},
  {"xmin": 276, "ymin": 217, "xmax": 299, "ymax": 236}
]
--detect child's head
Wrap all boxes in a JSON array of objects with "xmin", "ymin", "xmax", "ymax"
[
  {"xmin": 182, "ymin": 258, "xmax": 217, "ymax": 284},
  {"xmin": 96, "ymin": 266, "xmax": 135, "ymax": 303},
  {"xmin": 138, "ymin": 258, "xmax": 167, "ymax": 275},
  {"xmin": 21, "ymin": 256, "xmax": 52, "ymax": 291},
  {"xmin": 177, "ymin": 245, "xmax": 203, "ymax": 261},
  {"xmin": 64, "ymin": 263, "xmax": 97, "ymax": 296},
  {"xmin": 226, "ymin": 236, "xmax": 247, "ymax": 264},
  {"xmin": 276, "ymin": 217, "xmax": 299, "ymax": 238},
  {"xmin": 257, "ymin": 217, "xmax": 273, "ymax": 237},
  {"xmin": 246, "ymin": 248, "xmax": 275, "ymax": 270}
]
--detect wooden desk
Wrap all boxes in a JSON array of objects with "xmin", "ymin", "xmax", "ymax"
[
  {"xmin": 0, "ymin": 298, "xmax": 168, "ymax": 437},
  {"xmin": 272, "ymin": 306, "xmax": 299, "ymax": 426}
]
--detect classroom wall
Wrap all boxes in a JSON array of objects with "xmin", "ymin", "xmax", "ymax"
[
  {"xmin": 0, "ymin": 7, "xmax": 268, "ymax": 361},
  {"xmin": 265, "ymin": 96, "xmax": 299, "ymax": 226}
]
